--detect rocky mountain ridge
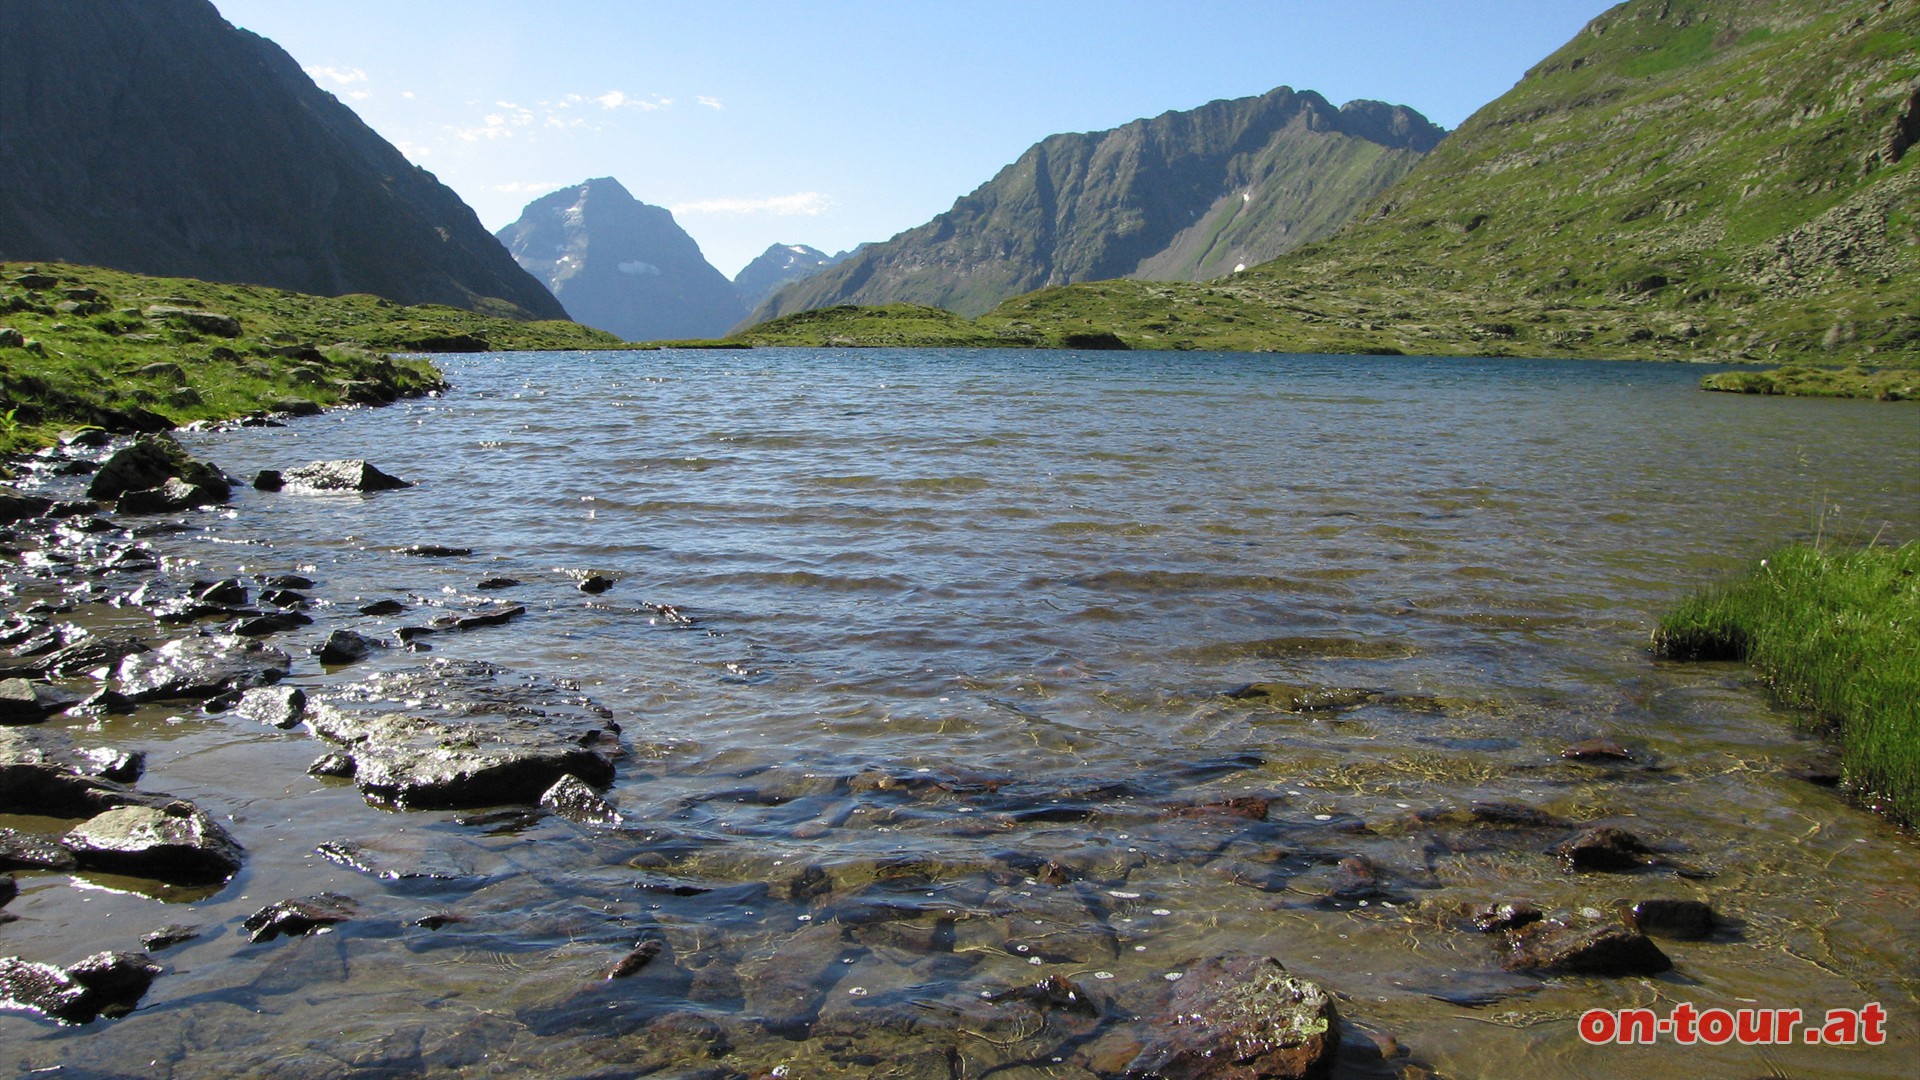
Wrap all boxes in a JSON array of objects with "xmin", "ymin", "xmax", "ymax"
[
  {"xmin": 732, "ymin": 244, "xmax": 853, "ymax": 310},
  {"xmin": 751, "ymin": 86, "xmax": 1444, "ymax": 321}
]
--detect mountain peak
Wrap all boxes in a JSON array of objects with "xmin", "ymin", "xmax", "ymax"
[{"xmin": 497, "ymin": 179, "xmax": 744, "ymax": 341}]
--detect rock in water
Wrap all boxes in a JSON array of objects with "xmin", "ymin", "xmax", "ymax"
[
  {"xmin": 1500, "ymin": 918, "xmax": 1672, "ymax": 976},
  {"xmin": 315, "ymin": 629, "xmax": 380, "ymax": 666},
  {"xmin": 115, "ymin": 634, "xmax": 290, "ymax": 702},
  {"xmin": 241, "ymin": 893, "xmax": 357, "ymax": 943},
  {"xmin": 232, "ymin": 685, "xmax": 307, "ymax": 728},
  {"xmin": 1551, "ymin": 826, "xmax": 1655, "ymax": 872},
  {"xmin": 114, "ymin": 476, "xmax": 227, "ymax": 515},
  {"xmin": 305, "ymin": 660, "xmax": 620, "ymax": 809},
  {"xmin": 0, "ymin": 677, "xmax": 83, "ymax": 722},
  {"xmin": 540, "ymin": 774, "xmax": 623, "ymax": 825},
  {"xmin": 276, "ymin": 460, "xmax": 413, "ymax": 493},
  {"xmin": 1121, "ymin": 955, "xmax": 1338, "ymax": 1079},
  {"xmin": 1630, "ymin": 898, "xmax": 1716, "ymax": 940},
  {"xmin": 85, "ymin": 435, "xmax": 228, "ymax": 503},
  {"xmin": 0, "ymin": 951, "xmax": 162, "ymax": 1023},
  {"xmin": 63, "ymin": 801, "xmax": 245, "ymax": 884}
]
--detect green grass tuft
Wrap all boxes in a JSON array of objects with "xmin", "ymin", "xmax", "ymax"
[{"xmin": 1655, "ymin": 543, "xmax": 1920, "ymax": 824}]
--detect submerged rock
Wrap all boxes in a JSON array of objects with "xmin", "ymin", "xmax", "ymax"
[
  {"xmin": 739, "ymin": 921, "xmax": 858, "ymax": 1038},
  {"xmin": 1224, "ymin": 682, "xmax": 1377, "ymax": 712},
  {"xmin": 1630, "ymin": 898, "xmax": 1716, "ymax": 940},
  {"xmin": 1467, "ymin": 900, "xmax": 1543, "ymax": 933},
  {"xmin": 63, "ymin": 801, "xmax": 244, "ymax": 884},
  {"xmin": 1500, "ymin": 918, "xmax": 1672, "ymax": 976},
  {"xmin": 1117, "ymin": 955, "xmax": 1338, "ymax": 1079},
  {"xmin": 142, "ymin": 924, "xmax": 201, "ymax": 951},
  {"xmin": 0, "ymin": 951, "xmax": 162, "ymax": 1023},
  {"xmin": 1551, "ymin": 826, "xmax": 1655, "ymax": 872},
  {"xmin": 306, "ymin": 660, "xmax": 620, "ymax": 809},
  {"xmin": 276, "ymin": 460, "xmax": 413, "ymax": 493}
]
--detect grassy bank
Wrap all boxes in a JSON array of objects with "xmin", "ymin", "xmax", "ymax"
[
  {"xmin": 0, "ymin": 261, "xmax": 626, "ymax": 453},
  {"xmin": 1654, "ymin": 543, "xmax": 1920, "ymax": 825},
  {"xmin": 1701, "ymin": 365, "xmax": 1918, "ymax": 401}
]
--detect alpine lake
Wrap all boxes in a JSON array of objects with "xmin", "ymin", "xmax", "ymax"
[{"xmin": 4, "ymin": 348, "xmax": 1917, "ymax": 1079}]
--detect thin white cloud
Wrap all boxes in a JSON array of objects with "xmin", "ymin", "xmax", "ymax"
[
  {"xmin": 596, "ymin": 90, "xmax": 667, "ymax": 111},
  {"xmin": 671, "ymin": 192, "xmax": 831, "ymax": 216},
  {"xmin": 455, "ymin": 115, "xmax": 516, "ymax": 142},
  {"xmin": 306, "ymin": 65, "xmax": 369, "ymax": 86},
  {"xmin": 697, "ymin": 96, "xmax": 724, "ymax": 110}
]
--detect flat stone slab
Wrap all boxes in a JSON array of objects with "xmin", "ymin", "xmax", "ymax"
[
  {"xmin": 116, "ymin": 634, "xmax": 290, "ymax": 702},
  {"xmin": 307, "ymin": 660, "xmax": 621, "ymax": 810}
]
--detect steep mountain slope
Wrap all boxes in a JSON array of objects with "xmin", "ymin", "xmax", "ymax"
[
  {"xmin": 0, "ymin": 0, "xmax": 564, "ymax": 320},
  {"xmin": 497, "ymin": 179, "xmax": 747, "ymax": 342},
  {"xmin": 981, "ymin": 0, "xmax": 1920, "ymax": 365},
  {"xmin": 732, "ymin": 244, "xmax": 852, "ymax": 309},
  {"xmin": 751, "ymin": 87, "xmax": 1442, "ymax": 321}
]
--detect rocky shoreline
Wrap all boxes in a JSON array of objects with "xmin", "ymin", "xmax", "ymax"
[{"xmin": 0, "ymin": 402, "xmax": 1765, "ymax": 1078}]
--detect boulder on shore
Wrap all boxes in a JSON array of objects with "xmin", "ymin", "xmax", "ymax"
[{"xmin": 85, "ymin": 434, "xmax": 229, "ymax": 503}]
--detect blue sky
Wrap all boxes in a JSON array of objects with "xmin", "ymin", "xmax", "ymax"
[{"xmin": 209, "ymin": 1, "xmax": 1617, "ymax": 277}]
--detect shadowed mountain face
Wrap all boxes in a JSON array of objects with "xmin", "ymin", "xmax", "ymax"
[
  {"xmin": 750, "ymin": 86, "xmax": 1444, "ymax": 321},
  {"xmin": 732, "ymin": 244, "xmax": 852, "ymax": 309},
  {"xmin": 0, "ymin": 0, "xmax": 564, "ymax": 320},
  {"xmin": 497, "ymin": 179, "xmax": 747, "ymax": 342}
]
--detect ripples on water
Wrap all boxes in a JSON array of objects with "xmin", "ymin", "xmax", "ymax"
[{"xmin": 8, "ymin": 349, "xmax": 1919, "ymax": 1077}]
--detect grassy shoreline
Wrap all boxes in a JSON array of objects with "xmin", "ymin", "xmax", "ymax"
[
  {"xmin": 1654, "ymin": 543, "xmax": 1920, "ymax": 826},
  {"xmin": 0, "ymin": 261, "xmax": 628, "ymax": 454}
]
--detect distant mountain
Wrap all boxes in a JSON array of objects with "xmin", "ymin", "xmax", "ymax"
[
  {"xmin": 732, "ymin": 243, "xmax": 853, "ymax": 309},
  {"xmin": 496, "ymin": 179, "xmax": 746, "ymax": 342},
  {"xmin": 0, "ymin": 0, "xmax": 563, "ymax": 320},
  {"xmin": 976, "ymin": 0, "xmax": 1920, "ymax": 365},
  {"xmin": 750, "ymin": 86, "xmax": 1443, "ymax": 321}
]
